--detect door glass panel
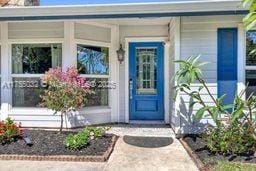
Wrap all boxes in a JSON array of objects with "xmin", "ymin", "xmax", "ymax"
[{"xmin": 136, "ymin": 47, "xmax": 157, "ymax": 95}]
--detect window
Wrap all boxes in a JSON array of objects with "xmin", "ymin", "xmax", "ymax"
[
  {"xmin": 12, "ymin": 43, "xmax": 62, "ymax": 107},
  {"xmin": 77, "ymin": 44, "xmax": 109, "ymax": 106},
  {"xmin": 246, "ymin": 31, "xmax": 256, "ymax": 98}
]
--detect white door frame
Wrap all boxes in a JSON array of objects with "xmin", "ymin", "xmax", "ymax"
[{"xmin": 124, "ymin": 37, "xmax": 170, "ymax": 123}]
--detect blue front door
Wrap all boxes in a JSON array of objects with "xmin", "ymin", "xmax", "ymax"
[{"xmin": 129, "ymin": 42, "xmax": 164, "ymax": 120}]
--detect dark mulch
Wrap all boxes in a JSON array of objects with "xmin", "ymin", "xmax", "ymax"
[
  {"xmin": 183, "ymin": 135, "xmax": 256, "ymax": 164},
  {"xmin": 0, "ymin": 130, "xmax": 114, "ymax": 156}
]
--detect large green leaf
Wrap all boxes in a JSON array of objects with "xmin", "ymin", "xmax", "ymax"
[
  {"xmin": 231, "ymin": 105, "xmax": 244, "ymax": 123},
  {"xmin": 193, "ymin": 106, "xmax": 210, "ymax": 121}
]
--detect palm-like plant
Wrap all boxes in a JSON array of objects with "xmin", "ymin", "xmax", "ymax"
[
  {"xmin": 174, "ymin": 56, "xmax": 256, "ymax": 133},
  {"xmin": 243, "ymin": 0, "xmax": 256, "ymax": 30}
]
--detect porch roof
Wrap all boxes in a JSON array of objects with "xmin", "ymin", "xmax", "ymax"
[{"xmin": 0, "ymin": 0, "xmax": 248, "ymax": 21}]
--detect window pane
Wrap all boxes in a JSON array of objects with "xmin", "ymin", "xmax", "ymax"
[
  {"xmin": 136, "ymin": 48, "xmax": 157, "ymax": 95},
  {"xmin": 77, "ymin": 44, "xmax": 109, "ymax": 75},
  {"xmin": 86, "ymin": 78, "xmax": 108, "ymax": 106},
  {"xmin": 246, "ymin": 70, "xmax": 256, "ymax": 98},
  {"xmin": 12, "ymin": 77, "xmax": 43, "ymax": 107},
  {"xmin": 12, "ymin": 44, "xmax": 62, "ymax": 74},
  {"xmin": 246, "ymin": 31, "xmax": 256, "ymax": 66}
]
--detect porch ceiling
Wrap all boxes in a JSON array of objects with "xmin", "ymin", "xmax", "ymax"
[{"xmin": 0, "ymin": 0, "xmax": 247, "ymax": 21}]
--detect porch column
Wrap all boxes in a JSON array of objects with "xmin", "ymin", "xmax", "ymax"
[
  {"xmin": 63, "ymin": 21, "xmax": 76, "ymax": 69},
  {"xmin": 1, "ymin": 22, "xmax": 11, "ymax": 120},
  {"xmin": 172, "ymin": 17, "xmax": 181, "ymax": 134},
  {"xmin": 110, "ymin": 25, "xmax": 120, "ymax": 123},
  {"xmin": 237, "ymin": 23, "xmax": 246, "ymax": 99}
]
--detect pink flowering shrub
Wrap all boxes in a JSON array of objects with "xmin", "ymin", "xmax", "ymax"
[{"xmin": 41, "ymin": 67, "xmax": 93, "ymax": 132}]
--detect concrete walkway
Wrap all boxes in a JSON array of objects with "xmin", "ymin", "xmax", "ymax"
[{"xmin": 0, "ymin": 124, "xmax": 198, "ymax": 171}]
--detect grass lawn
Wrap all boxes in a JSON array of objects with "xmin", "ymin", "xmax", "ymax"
[{"xmin": 214, "ymin": 161, "xmax": 256, "ymax": 171}]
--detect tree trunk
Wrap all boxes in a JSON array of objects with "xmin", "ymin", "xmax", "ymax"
[{"xmin": 60, "ymin": 113, "xmax": 63, "ymax": 132}]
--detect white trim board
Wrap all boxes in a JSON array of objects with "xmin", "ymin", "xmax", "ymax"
[{"xmin": 124, "ymin": 37, "xmax": 170, "ymax": 124}]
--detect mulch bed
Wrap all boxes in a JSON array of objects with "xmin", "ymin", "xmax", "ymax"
[
  {"xmin": 180, "ymin": 135, "xmax": 256, "ymax": 170},
  {"xmin": 0, "ymin": 130, "xmax": 118, "ymax": 162}
]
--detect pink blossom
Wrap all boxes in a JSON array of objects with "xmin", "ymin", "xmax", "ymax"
[{"xmin": 41, "ymin": 67, "xmax": 91, "ymax": 90}]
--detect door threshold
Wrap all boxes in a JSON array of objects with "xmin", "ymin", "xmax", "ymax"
[{"xmin": 129, "ymin": 120, "xmax": 165, "ymax": 124}]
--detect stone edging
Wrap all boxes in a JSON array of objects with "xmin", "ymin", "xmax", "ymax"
[
  {"xmin": 0, "ymin": 135, "xmax": 118, "ymax": 162},
  {"xmin": 179, "ymin": 138, "xmax": 205, "ymax": 171}
]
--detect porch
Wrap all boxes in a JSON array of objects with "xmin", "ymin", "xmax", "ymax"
[{"xmin": 0, "ymin": 0, "xmax": 248, "ymax": 134}]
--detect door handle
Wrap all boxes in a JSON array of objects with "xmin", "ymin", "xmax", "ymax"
[{"xmin": 129, "ymin": 78, "xmax": 133, "ymax": 99}]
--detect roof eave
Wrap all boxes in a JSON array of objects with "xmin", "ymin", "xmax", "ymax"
[{"xmin": 0, "ymin": 0, "xmax": 247, "ymax": 21}]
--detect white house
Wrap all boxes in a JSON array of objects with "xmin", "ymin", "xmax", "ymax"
[{"xmin": 0, "ymin": 0, "xmax": 250, "ymax": 134}]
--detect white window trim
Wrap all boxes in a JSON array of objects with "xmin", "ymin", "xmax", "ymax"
[
  {"xmin": 244, "ymin": 27, "xmax": 256, "ymax": 99},
  {"xmin": 0, "ymin": 21, "xmax": 114, "ymax": 124},
  {"xmin": 76, "ymin": 41, "xmax": 111, "ymax": 108},
  {"xmin": 245, "ymin": 66, "xmax": 256, "ymax": 70},
  {"xmin": 9, "ymin": 41, "xmax": 63, "ymax": 109},
  {"xmin": 8, "ymin": 38, "xmax": 64, "ymax": 44},
  {"xmin": 75, "ymin": 39, "xmax": 111, "ymax": 48}
]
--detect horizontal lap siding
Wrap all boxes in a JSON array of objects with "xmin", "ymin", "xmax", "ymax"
[
  {"xmin": 8, "ymin": 22, "xmax": 64, "ymax": 39},
  {"xmin": 9, "ymin": 110, "xmax": 111, "ymax": 128},
  {"xmin": 179, "ymin": 15, "xmax": 243, "ymax": 133}
]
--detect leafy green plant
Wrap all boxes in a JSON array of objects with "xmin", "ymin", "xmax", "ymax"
[
  {"xmin": 174, "ymin": 56, "xmax": 256, "ymax": 154},
  {"xmin": 203, "ymin": 123, "xmax": 255, "ymax": 155},
  {"xmin": 65, "ymin": 131, "xmax": 90, "ymax": 150},
  {"xmin": 243, "ymin": 0, "xmax": 256, "ymax": 30},
  {"xmin": 86, "ymin": 127, "xmax": 105, "ymax": 139},
  {"xmin": 0, "ymin": 117, "xmax": 22, "ymax": 144},
  {"xmin": 65, "ymin": 127, "xmax": 106, "ymax": 150},
  {"xmin": 174, "ymin": 56, "xmax": 234, "ymax": 126},
  {"xmin": 214, "ymin": 160, "xmax": 256, "ymax": 171}
]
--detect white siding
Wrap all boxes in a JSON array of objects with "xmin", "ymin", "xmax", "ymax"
[
  {"xmin": 74, "ymin": 23, "xmax": 111, "ymax": 43},
  {"xmin": 8, "ymin": 22, "xmax": 64, "ymax": 39},
  {"xmin": 179, "ymin": 15, "xmax": 243, "ymax": 133},
  {"xmin": 119, "ymin": 25, "xmax": 168, "ymax": 122},
  {"xmin": 9, "ymin": 108, "xmax": 111, "ymax": 128}
]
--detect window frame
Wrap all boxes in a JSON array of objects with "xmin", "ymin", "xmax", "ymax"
[
  {"xmin": 245, "ymin": 30, "xmax": 256, "ymax": 97},
  {"xmin": 9, "ymin": 40, "xmax": 63, "ymax": 109},
  {"xmin": 246, "ymin": 30, "xmax": 256, "ymax": 69},
  {"xmin": 75, "ymin": 39, "xmax": 111, "ymax": 107}
]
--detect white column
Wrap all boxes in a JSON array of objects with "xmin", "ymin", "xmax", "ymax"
[
  {"xmin": 1, "ymin": 22, "xmax": 11, "ymax": 120},
  {"xmin": 164, "ymin": 40, "xmax": 170, "ymax": 124},
  {"xmin": 63, "ymin": 21, "xmax": 76, "ymax": 70},
  {"xmin": 62, "ymin": 21, "xmax": 75, "ymax": 128},
  {"xmin": 237, "ymin": 23, "xmax": 246, "ymax": 99},
  {"xmin": 173, "ymin": 17, "xmax": 181, "ymax": 134},
  {"xmin": 110, "ymin": 25, "xmax": 120, "ymax": 123}
]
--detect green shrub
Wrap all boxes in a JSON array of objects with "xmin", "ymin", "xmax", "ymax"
[
  {"xmin": 214, "ymin": 160, "xmax": 256, "ymax": 171},
  {"xmin": 65, "ymin": 131, "xmax": 90, "ymax": 150},
  {"xmin": 86, "ymin": 127, "xmax": 105, "ymax": 139},
  {"xmin": 65, "ymin": 127, "xmax": 105, "ymax": 150},
  {"xmin": 203, "ymin": 123, "xmax": 256, "ymax": 155}
]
